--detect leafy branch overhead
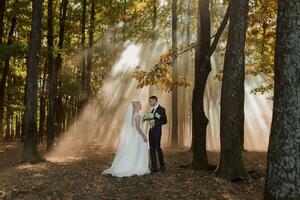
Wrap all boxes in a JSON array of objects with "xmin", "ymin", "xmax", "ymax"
[
  {"xmin": 133, "ymin": 2, "xmax": 231, "ymax": 93},
  {"xmin": 133, "ymin": 43, "xmax": 197, "ymax": 92}
]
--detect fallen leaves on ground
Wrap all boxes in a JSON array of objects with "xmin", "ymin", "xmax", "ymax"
[{"xmin": 0, "ymin": 142, "xmax": 266, "ymax": 200}]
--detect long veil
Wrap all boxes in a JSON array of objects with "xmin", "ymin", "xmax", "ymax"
[
  {"xmin": 103, "ymin": 102, "xmax": 149, "ymax": 176},
  {"xmin": 116, "ymin": 102, "xmax": 135, "ymax": 151}
]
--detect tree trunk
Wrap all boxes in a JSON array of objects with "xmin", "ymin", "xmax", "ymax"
[
  {"xmin": 0, "ymin": 0, "xmax": 6, "ymax": 137},
  {"xmin": 171, "ymin": 0, "xmax": 178, "ymax": 147},
  {"xmin": 21, "ymin": 0, "xmax": 43, "ymax": 162},
  {"xmin": 15, "ymin": 115, "xmax": 21, "ymax": 139},
  {"xmin": 39, "ymin": 63, "xmax": 46, "ymax": 144},
  {"xmin": 264, "ymin": 1, "xmax": 300, "ymax": 199},
  {"xmin": 0, "ymin": 0, "xmax": 6, "ymax": 44},
  {"xmin": 54, "ymin": 0, "xmax": 68, "ymax": 135},
  {"xmin": 181, "ymin": 0, "xmax": 191, "ymax": 148},
  {"xmin": 122, "ymin": 0, "xmax": 127, "ymax": 41},
  {"xmin": 149, "ymin": 0, "xmax": 157, "ymax": 96},
  {"xmin": 46, "ymin": 0, "xmax": 56, "ymax": 150},
  {"xmin": 86, "ymin": 0, "xmax": 95, "ymax": 98},
  {"xmin": 152, "ymin": 0, "xmax": 157, "ymax": 39},
  {"xmin": 215, "ymin": 0, "xmax": 249, "ymax": 179},
  {"xmin": 5, "ymin": 97, "xmax": 11, "ymax": 141},
  {"xmin": 191, "ymin": 0, "xmax": 210, "ymax": 170},
  {"xmin": 0, "ymin": 7, "xmax": 17, "ymax": 139},
  {"xmin": 80, "ymin": 0, "xmax": 86, "ymax": 97}
]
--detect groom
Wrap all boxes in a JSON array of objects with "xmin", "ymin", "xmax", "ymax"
[{"xmin": 148, "ymin": 96, "xmax": 167, "ymax": 173}]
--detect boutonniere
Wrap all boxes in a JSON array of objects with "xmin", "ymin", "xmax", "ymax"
[{"xmin": 155, "ymin": 113, "xmax": 161, "ymax": 119}]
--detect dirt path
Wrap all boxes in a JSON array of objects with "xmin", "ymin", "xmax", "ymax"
[{"xmin": 0, "ymin": 143, "xmax": 267, "ymax": 200}]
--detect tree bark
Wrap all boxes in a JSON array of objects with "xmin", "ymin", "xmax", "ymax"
[
  {"xmin": 21, "ymin": 0, "xmax": 43, "ymax": 162},
  {"xmin": 191, "ymin": 0, "xmax": 210, "ymax": 169},
  {"xmin": 181, "ymin": 0, "xmax": 191, "ymax": 148},
  {"xmin": 264, "ymin": 1, "xmax": 300, "ymax": 199},
  {"xmin": 122, "ymin": 0, "xmax": 127, "ymax": 41},
  {"xmin": 149, "ymin": 0, "xmax": 157, "ymax": 96},
  {"xmin": 46, "ymin": 0, "xmax": 55, "ymax": 150},
  {"xmin": 215, "ymin": 0, "xmax": 249, "ymax": 179},
  {"xmin": 86, "ymin": 0, "xmax": 95, "ymax": 98},
  {"xmin": 0, "ymin": 0, "xmax": 6, "ymax": 44},
  {"xmin": 39, "ymin": 63, "xmax": 46, "ymax": 144},
  {"xmin": 171, "ymin": 0, "xmax": 178, "ymax": 147},
  {"xmin": 152, "ymin": 0, "xmax": 157, "ymax": 39},
  {"xmin": 53, "ymin": 0, "xmax": 68, "ymax": 135},
  {"xmin": 0, "ymin": 7, "xmax": 16, "ymax": 139},
  {"xmin": 80, "ymin": 0, "xmax": 86, "ymax": 97}
]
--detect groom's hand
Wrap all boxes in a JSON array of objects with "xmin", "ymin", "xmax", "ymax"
[{"xmin": 149, "ymin": 120, "xmax": 155, "ymax": 127}]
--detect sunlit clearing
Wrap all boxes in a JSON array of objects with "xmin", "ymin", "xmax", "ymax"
[
  {"xmin": 112, "ymin": 43, "xmax": 142, "ymax": 76},
  {"xmin": 46, "ymin": 38, "xmax": 273, "ymax": 161}
]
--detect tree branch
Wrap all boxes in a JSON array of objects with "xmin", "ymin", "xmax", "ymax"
[{"xmin": 168, "ymin": 3, "xmax": 232, "ymax": 65}]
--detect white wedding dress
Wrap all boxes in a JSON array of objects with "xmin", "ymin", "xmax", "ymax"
[{"xmin": 102, "ymin": 103, "xmax": 150, "ymax": 177}]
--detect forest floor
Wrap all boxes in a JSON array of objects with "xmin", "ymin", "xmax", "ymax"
[{"xmin": 0, "ymin": 142, "xmax": 267, "ymax": 200}]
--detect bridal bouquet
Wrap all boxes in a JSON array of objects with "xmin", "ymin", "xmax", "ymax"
[
  {"xmin": 143, "ymin": 112, "xmax": 154, "ymax": 121},
  {"xmin": 143, "ymin": 112, "xmax": 161, "ymax": 121}
]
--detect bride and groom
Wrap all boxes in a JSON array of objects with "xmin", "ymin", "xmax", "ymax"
[{"xmin": 102, "ymin": 96, "xmax": 167, "ymax": 177}]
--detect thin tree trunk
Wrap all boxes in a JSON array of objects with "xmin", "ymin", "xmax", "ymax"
[
  {"xmin": 86, "ymin": 0, "xmax": 95, "ymax": 98},
  {"xmin": 5, "ymin": 96, "xmax": 11, "ymax": 141},
  {"xmin": 181, "ymin": 0, "xmax": 191, "ymax": 147},
  {"xmin": 46, "ymin": 0, "xmax": 56, "ymax": 150},
  {"xmin": 215, "ymin": 0, "xmax": 249, "ymax": 179},
  {"xmin": 149, "ymin": 0, "xmax": 157, "ymax": 96},
  {"xmin": 0, "ymin": 0, "xmax": 6, "ymax": 44},
  {"xmin": 122, "ymin": 0, "xmax": 127, "ymax": 41},
  {"xmin": 0, "ymin": 0, "xmax": 6, "ymax": 138},
  {"xmin": 39, "ymin": 63, "xmax": 46, "ymax": 144},
  {"xmin": 191, "ymin": 0, "xmax": 211, "ymax": 169},
  {"xmin": 264, "ymin": 1, "xmax": 300, "ymax": 199},
  {"xmin": 0, "ymin": 8, "xmax": 17, "ymax": 139},
  {"xmin": 53, "ymin": 0, "xmax": 68, "ymax": 135},
  {"xmin": 80, "ymin": 0, "xmax": 86, "ymax": 97},
  {"xmin": 171, "ymin": 0, "xmax": 178, "ymax": 147},
  {"xmin": 21, "ymin": 0, "xmax": 43, "ymax": 162},
  {"xmin": 15, "ymin": 115, "xmax": 21, "ymax": 139},
  {"xmin": 152, "ymin": 0, "xmax": 157, "ymax": 39}
]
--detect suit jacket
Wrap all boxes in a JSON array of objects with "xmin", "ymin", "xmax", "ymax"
[{"xmin": 149, "ymin": 105, "xmax": 167, "ymax": 133}]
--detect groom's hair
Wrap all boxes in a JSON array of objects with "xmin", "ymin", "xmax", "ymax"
[{"xmin": 149, "ymin": 96, "xmax": 158, "ymax": 102}]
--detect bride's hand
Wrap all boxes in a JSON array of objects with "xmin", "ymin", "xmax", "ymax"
[{"xmin": 143, "ymin": 136, "xmax": 148, "ymax": 143}]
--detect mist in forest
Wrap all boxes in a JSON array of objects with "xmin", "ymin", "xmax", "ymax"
[{"xmin": 46, "ymin": 39, "xmax": 272, "ymax": 161}]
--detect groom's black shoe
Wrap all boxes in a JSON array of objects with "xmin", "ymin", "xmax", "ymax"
[
  {"xmin": 159, "ymin": 166, "xmax": 166, "ymax": 172},
  {"xmin": 151, "ymin": 168, "xmax": 158, "ymax": 173}
]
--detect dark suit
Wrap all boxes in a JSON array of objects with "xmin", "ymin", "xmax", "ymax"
[{"xmin": 149, "ymin": 105, "xmax": 167, "ymax": 169}]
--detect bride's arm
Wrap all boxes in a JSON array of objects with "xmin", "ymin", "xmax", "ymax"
[{"xmin": 135, "ymin": 115, "xmax": 147, "ymax": 143}]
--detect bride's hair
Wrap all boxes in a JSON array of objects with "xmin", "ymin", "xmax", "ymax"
[{"xmin": 131, "ymin": 101, "xmax": 140, "ymax": 127}]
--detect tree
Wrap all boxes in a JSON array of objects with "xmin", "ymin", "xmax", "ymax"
[
  {"xmin": 21, "ymin": 0, "xmax": 43, "ymax": 162},
  {"xmin": 46, "ymin": 0, "xmax": 55, "ymax": 150},
  {"xmin": 191, "ymin": 0, "xmax": 211, "ymax": 169},
  {"xmin": 86, "ymin": 0, "xmax": 95, "ymax": 98},
  {"xmin": 264, "ymin": 1, "xmax": 300, "ymax": 199},
  {"xmin": 54, "ymin": 0, "xmax": 68, "ymax": 134},
  {"xmin": 149, "ymin": 0, "xmax": 157, "ymax": 97},
  {"xmin": 38, "ymin": 61, "xmax": 46, "ymax": 143},
  {"xmin": 215, "ymin": 0, "xmax": 249, "ymax": 178},
  {"xmin": 171, "ymin": 0, "xmax": 178, "ymax": 147},
  {"xmin": 0, "ymin": 1, "xmax": 5, "ymax": 136},
  {"xmin": 0, "ymin": 0, "xmax": 5, "ymax": 45},
  {"xmin": 80, "ymin": 0, "xmax": 87, "ymax": 97},
  {"xmin": 0, "ymin": 4, "xmax": 17, "ymax": 140}
]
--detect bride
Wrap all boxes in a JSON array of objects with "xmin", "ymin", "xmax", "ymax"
[{"xmin": 102, "ymin": 100, "xmax": 150, "ymax": 177}]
